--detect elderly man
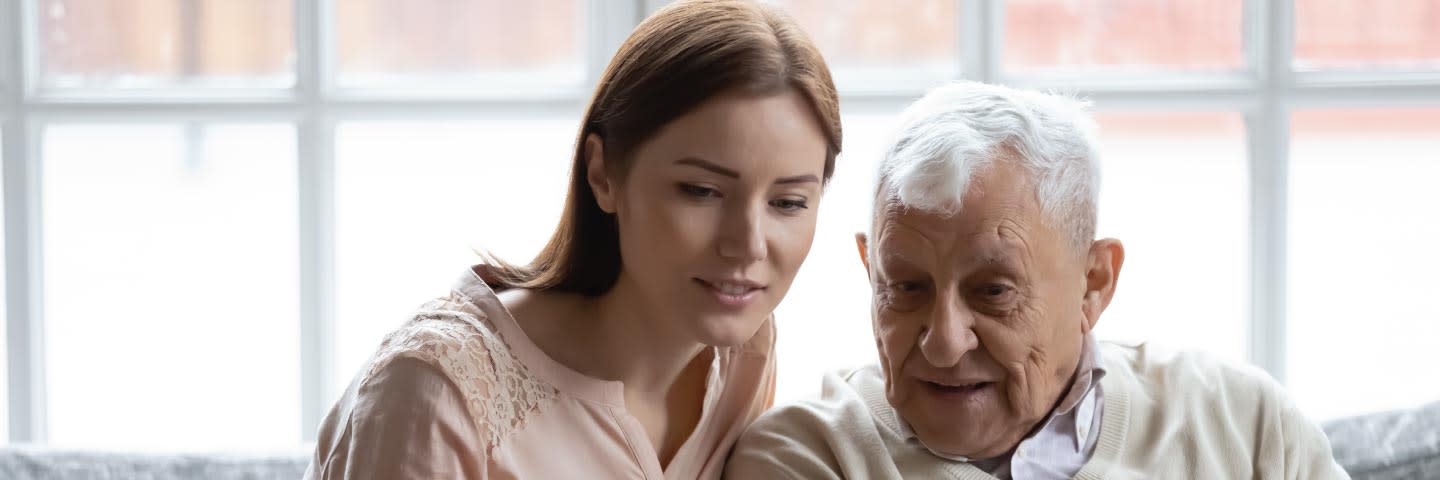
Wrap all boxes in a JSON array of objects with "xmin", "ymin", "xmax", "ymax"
[{"xmin": 724, "ymin": 82, "xmax": 1348, "ymax": 479}]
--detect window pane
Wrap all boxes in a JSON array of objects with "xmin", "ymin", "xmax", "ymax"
[
  {"xmin": 1288, "ymin": 109, "xmax": 1440, "ymax": 420},
  {"xmin": 37, "ymin": 0, "xmax": 294, "ymax": 89},
  {"xmin": 1091, "ymin": 113, "xmax": 1249, "ymax": 363},
  {"xmin": 1004, "ymin": 0, "xmax": 1243, "ymax": 73},
  {"xmin": 1294, "ymin": 0, "xmax": 1440, "ymax": 70},
  {"xmin": 43, "ymin": 124, "xmax": 300, "ymax": 451},
  {"xmin": 772, "ymin": 113, "xmax": 897, "ymax": 402},
  {"xmin": 333, "ymin": 118, "xmax": 577, "ymax": 395},
  {"xmin": 765, "ymin": 0, "xmax": 957, "ymax": 89},
  {"xmin": 336, "ymin": 0, "xmax": 584, "ymax": 89}
]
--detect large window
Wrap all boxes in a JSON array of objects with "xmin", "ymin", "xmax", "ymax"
[
  {"xmin": 42, "ymin": 124, "xmax": 300, "ymax": 451},
  {"xmin": 1286, "ymin": 109, "xmax": 1440, "ymax": 420},
  {"xmin": 3, "ymin": 0, "xmax": 1436, "ymax": 450}
]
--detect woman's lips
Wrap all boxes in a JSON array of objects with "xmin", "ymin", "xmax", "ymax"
[{"xmin": 694, "ymin": 278, "xmax": 764, "ymax": 308}]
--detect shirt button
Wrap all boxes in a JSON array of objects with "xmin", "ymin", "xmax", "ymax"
[{"xmin": 1016, "ymin": 447, "xmax": 1027, "ymax": 460}]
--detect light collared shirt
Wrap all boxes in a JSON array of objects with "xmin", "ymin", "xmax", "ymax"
[{"xmin": 898, "ymin": 334, "xmax": 1107, "ymax": 480}]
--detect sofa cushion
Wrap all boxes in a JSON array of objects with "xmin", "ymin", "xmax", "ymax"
[
  {"xmin": 1323, "ymin": 400, "xmax": 1440, "ymax": 480},
  {"xmin": 0, "ymin": 445, "xmax": 309, "ymax": 480}
]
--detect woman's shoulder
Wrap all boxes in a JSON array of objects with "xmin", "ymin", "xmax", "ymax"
[
  {"xmin": 366, "ymin": 289, "xmax": 502, "ymax": 381},
  {"xmin": 359, "ymin": 286, "xmax": 561, "ymax": 450}
]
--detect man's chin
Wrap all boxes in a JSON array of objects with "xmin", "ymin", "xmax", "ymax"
[
  {"xmin": 915, "ymin": 432, "xmax": 1013, "ymax": 461},
  {"xmin": 904, "ymin": 410, "xmax": 1015, "ymax": 460}
]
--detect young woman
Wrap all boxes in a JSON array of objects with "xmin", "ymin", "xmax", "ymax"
[{"xmin": 305, "ymin": 1, "xmax": 841, "ymax": 478}]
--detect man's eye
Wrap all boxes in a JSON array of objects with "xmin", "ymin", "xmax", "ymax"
[
  {"xmin": 982, "ymin": 284, "xmax": 1010, "ymax": 296},
  {"xmin": 974, "ymin": 284, "xmax": 1016, "ymax": 304},
  {"xmin": 878, "ymin": 280, "xmax": 927, "ymax": 312}
]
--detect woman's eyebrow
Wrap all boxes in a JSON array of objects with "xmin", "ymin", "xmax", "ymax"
[
  {"xmin": 676, "ymin": 157, "xmax": 819, "ymax": 185},
  {"xmin": 776, "ymin": 174, "xmax": 819, "ymax": 185},
  {"xmin": 674, "ymin": 157, "xmax": 737, "ymax": 178}
]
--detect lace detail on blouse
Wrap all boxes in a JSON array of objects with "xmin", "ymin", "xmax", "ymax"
[{"xmin": 363, "ymin": 290, "xmax": 559, "ymax": 453}]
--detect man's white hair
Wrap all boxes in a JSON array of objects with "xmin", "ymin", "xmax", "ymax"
[{"xmin": 874, "ymin": 81, "xmax": 1101, "ymax": 248}]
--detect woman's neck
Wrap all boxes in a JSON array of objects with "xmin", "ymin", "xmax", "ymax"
[
  {"xmin": 584, "ymin": 274, "xmax": 708, "ymax": 395},
  {"xmin": 505, "ymin": 274, "xmax": 708, "ymax": 396}
]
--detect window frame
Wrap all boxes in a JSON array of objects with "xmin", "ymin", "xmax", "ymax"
[{"xmin": 1, "ymin": 0, "xmax": 1437, "ymax": 444}]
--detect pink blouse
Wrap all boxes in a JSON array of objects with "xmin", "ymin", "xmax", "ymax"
[{"xmin": 306, "ymin": 267, "xmax": 777, "ymax": 479}]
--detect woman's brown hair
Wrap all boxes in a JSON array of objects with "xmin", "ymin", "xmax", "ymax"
[{"xmin": 482, "ymin": 0, "xmax": 842, "ymax": 295}]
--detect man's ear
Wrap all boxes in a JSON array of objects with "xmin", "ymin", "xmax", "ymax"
[
  {"xmin": 855, "ymin": 232, "xmax": 871, "ymax": 275},
  {"xmin": 584, "ymin": 133, "xmax": 617, "ymax": 213},
  {"xmin": 1081, "ymin": 238, "xmax": 1125, "ymax": 334}
]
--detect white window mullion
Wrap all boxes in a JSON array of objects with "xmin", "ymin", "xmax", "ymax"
[
  {"xmin": 0, "ymin": 0, "xmax": 12, "ymax": 95},
  {"xmin": 1244, "ymin": 0, "xmax": 1292, "ymax": 384},
  {"xmin": 2, "ymin": 121, "xmax": 43, "ymax": 445},
  {"xmin": 641, "ymin": 0, "xmax": 667, "ymax": 20},
  {"xmin": 587, "ymin": 0, "xmax": 645, "ymax": 91},
  {"xmin": 1287, "ymin": 82, "xmax": 1440, "ymax": 109},
  {"xmin": 3, "ymin": 0, "xmax": 48, "ymax": 444},
  {"xmin": 962, "ymin": 0, "xmax": 999, "ymax": 84},
  {"xmin": 297, "ymin": 0, "xmax": 337, "ymax": 443}
]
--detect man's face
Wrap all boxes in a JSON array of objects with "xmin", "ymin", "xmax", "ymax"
[{"xmin": 859, "ymin": 157, "xmax": 1109, "ymax": 460}]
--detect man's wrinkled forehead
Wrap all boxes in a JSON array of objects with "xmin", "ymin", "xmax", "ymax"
[
  {"xmin": 875, "ymin": 203, "xmax": 960, "ymax": 244},
  {"xmin": 871, "ymin": 192, "xmax": 1045, "ymax": 277},
  {"xmin": 875, "ymin": 207, "xmax": 1023, "ymax": 264}
]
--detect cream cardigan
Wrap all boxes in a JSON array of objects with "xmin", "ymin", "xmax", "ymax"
[{"xmin": 725, "ymin": 342, "xmax": 1350, "ymax": 479}]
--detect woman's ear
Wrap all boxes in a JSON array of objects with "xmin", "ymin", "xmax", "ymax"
[{"xmin": 584, "ymin": 133, "xmax": 617, "ymax": 213}]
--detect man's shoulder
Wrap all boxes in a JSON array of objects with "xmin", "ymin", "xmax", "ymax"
[
  {"xmin": 726, "ymin": 365, "xmax": 897, "ymax": 479},
  {"xmin": 1095, "ymin": 343, "xmax": 1347, "ymax": 477},
  {"xmin": 1102, "ymin": 341, "xmax": 1279, "ymax": 390},
  {"xmin": 1099, "ymin": 340, "xmax": 1290, "ymax": 421},
  {"xmin": 748, "ymin": 364, "xmax": 883, "ymax": 437}
]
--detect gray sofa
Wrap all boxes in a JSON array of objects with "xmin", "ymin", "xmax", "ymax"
[
  {"xmin": 1324, "ymin": 400, "xmax": 1440, "ymax": 479},
  {"xmin": 0, "ymin": 447, "xmax": 309, "ymax": 479},
  {"xmin": 2, "ymin": 400, "xmax": 1436, "ymax": 479}
]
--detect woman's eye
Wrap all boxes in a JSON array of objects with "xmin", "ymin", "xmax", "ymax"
[
  {"xmin": 678, "ymin": 183, "xmax": 719, "ymax": 198},
  {"xmin": 770, "ymin": 197, "xmax": 809, "ymax": 212},
  {"xmin": 892, "ymin": 281, "xmax": 923, "ymax": 293}
]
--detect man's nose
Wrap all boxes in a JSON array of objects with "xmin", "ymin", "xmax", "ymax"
[{"xmin": 918, "ymin": 290, "xmax": 979, "ymax": 367}]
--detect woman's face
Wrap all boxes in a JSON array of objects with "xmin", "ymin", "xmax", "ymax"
[{"xmin": 588, "ymin": 89, "xmax": 829, "ymax": 347}]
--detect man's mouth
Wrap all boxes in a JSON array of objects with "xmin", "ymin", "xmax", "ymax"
[{"xmin": 922, "ymin": 380, "xmax": 994, "ymax": 394}]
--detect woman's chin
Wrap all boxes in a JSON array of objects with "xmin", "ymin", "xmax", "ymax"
[{"xmin": 689, "ymin": 312, "xmax": 767, "ymax": 347}]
